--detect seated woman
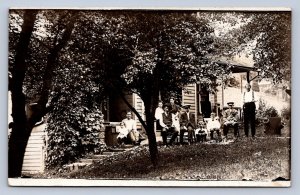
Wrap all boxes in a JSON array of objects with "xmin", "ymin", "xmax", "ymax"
[
  {"xmin": 195, "ymin": 121, "xmax": 208, "ymax": 142},
  {"xmin": 206, "ymin": 112, "xmax": 221, "ymax": 141},
  {"xmin": 172, "ymin": 110, "xmax": 181, "ymax": 133}
]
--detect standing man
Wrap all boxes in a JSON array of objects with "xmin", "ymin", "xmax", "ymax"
[
  {"xmin": 180, "ymin": 105, "xmax": 196, "ymax": 144},
  {"xmin": 168, "ymin": 97, "xmax": 179, "ymax": 114},
  {"xmin": 223, "ymin": 102, "xmax": 239, "ymax": 140},
  {"xmin": 155, "ymin": 101, "xmax": 164, "ymax": 131},
  {"xmin": 160, "ymin": 105, "xmax": 179, "ymax": 146},
  {"xmin": 243, "ymin": 83, "xmax": 257, "ymax": 138}
]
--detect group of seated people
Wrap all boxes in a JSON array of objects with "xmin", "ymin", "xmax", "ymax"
[
  {"xmin": 155, "ymin": 99, "xmax": 240, "ymax": 146},
  {"xmin": 115, "ymin": 99, "xmax": 240, "ymax": 147}
]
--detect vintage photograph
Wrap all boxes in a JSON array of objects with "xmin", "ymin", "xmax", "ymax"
[{"xmin": 8, "ymin": 8, "xmax": 291, "ymax": 186}]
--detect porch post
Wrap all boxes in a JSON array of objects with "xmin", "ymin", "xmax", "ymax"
[
  {"xmin": 240, "ymin": 74, "xmax": 243, "ymax": 93},
  {"xmin": 221, "ymin": 76, "xmax": 224, "ymax": 110},
  {"xmin": 246, "ymin": 71, "xmax": 250, "ymax": 83},
  {"xmin": 194, "ymin": 83, "xmax": 197, "ymax": 123}
]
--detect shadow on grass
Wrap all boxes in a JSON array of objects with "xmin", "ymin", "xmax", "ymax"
[{"xmin": 64, "ymin": 136, "xmax": 290, "ymax": 181}]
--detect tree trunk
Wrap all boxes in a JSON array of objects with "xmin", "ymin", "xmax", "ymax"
[
  {"xmin": 113, "ymin": 85, "xmax": 159, "ymax": 167},
  {"xmin": 141, "ymin": 89, "xmax": 160, "ymax": 167},
  {"xmin": 8, "ymin": 10, "xmax": 38, "ymax": 178},
  {"xmin": 144, "ymin": 103, "xmax": 159, "ymax": 167}
]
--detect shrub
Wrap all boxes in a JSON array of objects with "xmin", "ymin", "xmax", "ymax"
[
  {"xmin": 46, "ymin": 103, "xmax": 106, "ymax": 169},
  {"xmin": 256, "ymin": 99, "xmax": 279, "ymax": 125},
  {"xmin": 265, "ymin": 107, "xmax": 279, "ymax": 117}
]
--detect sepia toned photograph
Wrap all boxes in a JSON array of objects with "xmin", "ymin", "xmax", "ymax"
[{"xmin": 8, "ymin": 8, "xmax": 291, "ymax": 187}]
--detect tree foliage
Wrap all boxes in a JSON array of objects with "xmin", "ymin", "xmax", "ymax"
[
  {"xmin": 212, "ymin": 11, "xmax": 291, "ymax": 83},
  {"xmin": 120, "ymin": 12, "xmax": 219, "ymax": 96},
  {"xmin": 251, "ymin": 12, "xmax": 291, "ymax": 82}
]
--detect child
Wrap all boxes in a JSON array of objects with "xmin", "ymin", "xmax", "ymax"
[
  {"xmin": 195, "ymin": 121, "xmax": 208, "ymax": 142},
  {"xmin": 171, "ymin": 111, "xmax": 181, "ymax": 132},
  {"xmin": 206, "ymin": 112, "xmax": 221, "ymax": 141},
  {"xmin": 116, "ymin": 122, "xmax": 129, "ymax": 146}
]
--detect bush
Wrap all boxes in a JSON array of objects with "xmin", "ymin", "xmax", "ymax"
[
  {"xmin": 265, "ymin": 107, "xmax": 279, "ymax": 117},
  {"xmin": 256, "ymin": 99, "xmax": 279, "ymax": 125},
  {"xmin": 46, "ymin": 104, "xmax": 105, "ymax": 169},
  {"xmin": 44, "ymin": 61, "xmax": 107, "ymax": 169}
]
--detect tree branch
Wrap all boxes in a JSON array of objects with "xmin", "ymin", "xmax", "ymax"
[{"xmin": 33, "ymin": 11, "xmax": 79, "ymax": 123}]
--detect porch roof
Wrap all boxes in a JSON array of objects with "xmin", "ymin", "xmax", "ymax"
[{"xmin": 216, "ymin": 61, "xmax": 258, "ymax": 73}]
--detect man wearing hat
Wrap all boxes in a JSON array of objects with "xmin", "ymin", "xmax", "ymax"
[
  {"xmin": 180, "ymin": 104, "xmax": 196, "ymax": 144},
  {"xmin": 159, "ymin": 104, "xmax": 179, "ymax": 146},
  {"xmin": 223, "ymin": 102, "xmax": 239, "ymax": 139}
]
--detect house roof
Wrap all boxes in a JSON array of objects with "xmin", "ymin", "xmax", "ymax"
[
  {"xmin": 216, "ymin": 60, "xmax": 258, "ymax": 73},
  {"xmin": 208, "ymin": 55, "xmax": 258, "ymax": 73}
]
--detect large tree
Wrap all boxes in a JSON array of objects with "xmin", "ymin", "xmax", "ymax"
[
  {"xmin": 8, "ymin": 10, "xmax": 78, "ymax": 178},
  {"xmin": 85, "ymin": 11, "xmax": 223, "ymax": 166}
]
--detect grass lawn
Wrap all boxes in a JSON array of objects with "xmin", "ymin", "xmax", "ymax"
[{"xmin": 38, "ymin": 126, "xmax": 290, "ymax": 181}]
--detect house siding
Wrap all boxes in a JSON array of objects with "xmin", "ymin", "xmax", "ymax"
[
  {"xmin": 22, "ymin": 123, "xmax": 47, "ymax": 174},
  {"xmin": 132, "ymin": 93, "xmax": 145, "ymax": 130},
  {"xmin": 182, "ymin": 84, "xmax": 197, "ymax": 121}
]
